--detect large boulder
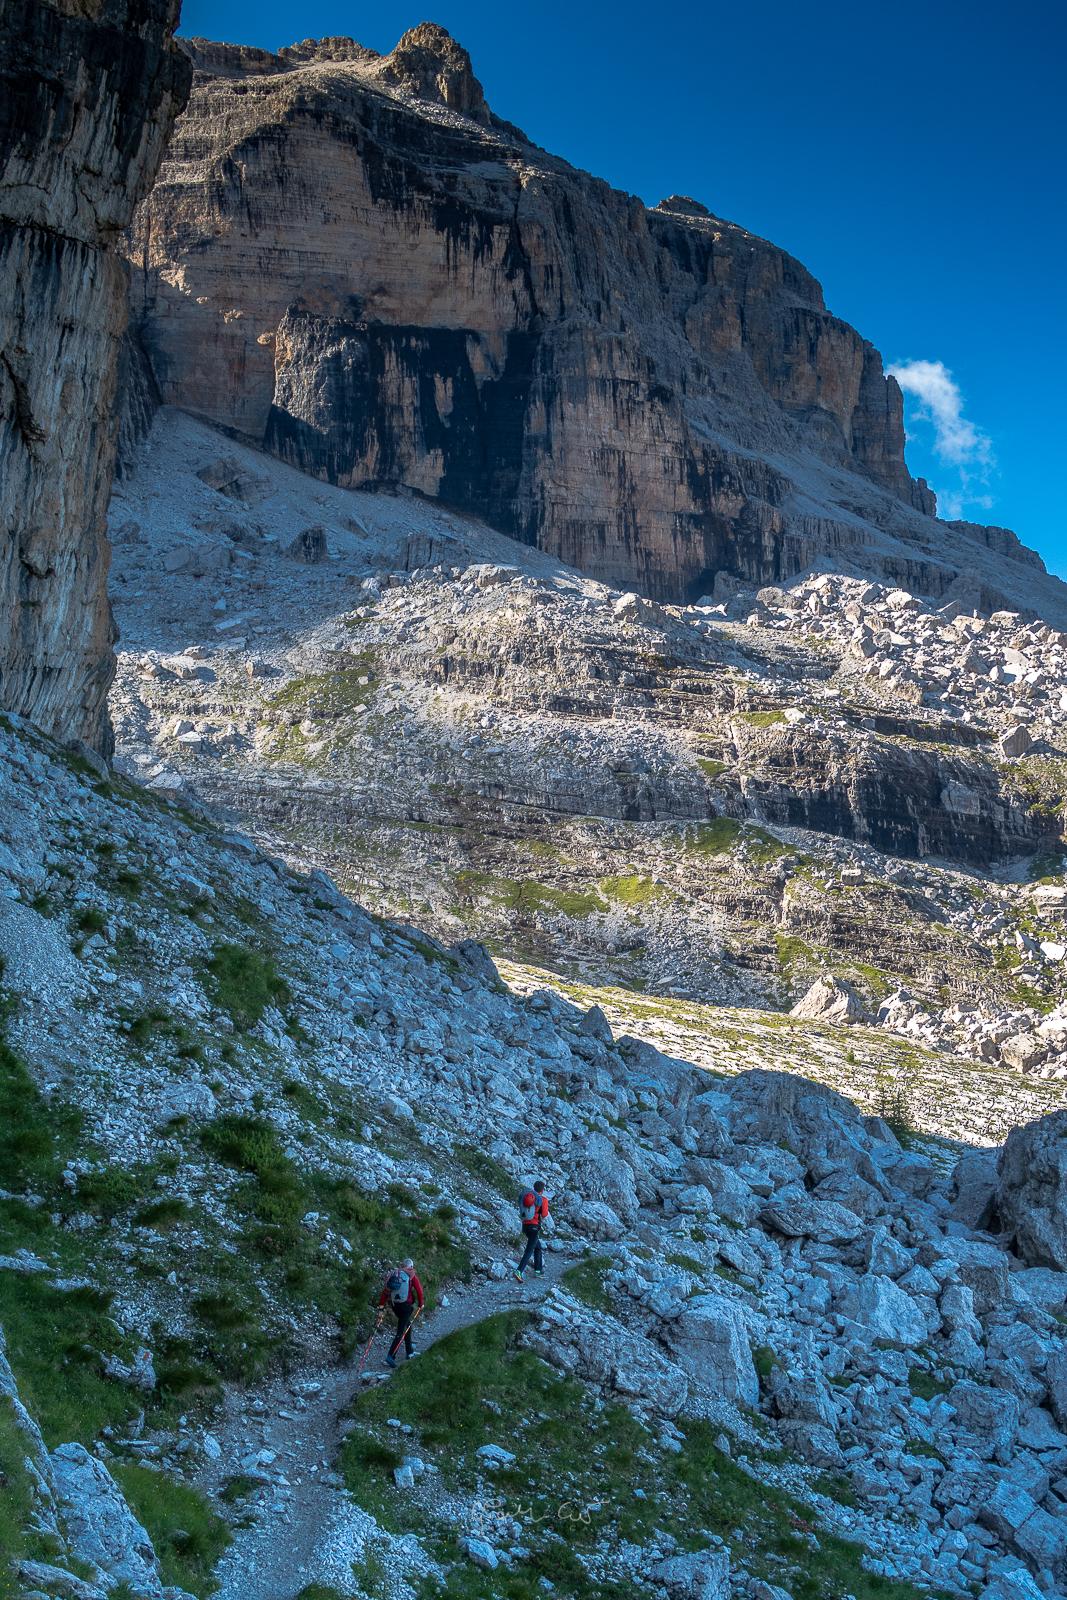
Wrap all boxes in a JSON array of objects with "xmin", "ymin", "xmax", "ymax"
[
  {"xmin": 724, "ymin": 1070, "xmax": 885, "ymax": 1187},
  {"xmin": 948, "ymin": 1148, "xmax": 999, "ymax": 1229},
  {"xmin": 50, "ymin": 1443, "xmax": 163, "ymax": 1594},
  {"xmin": 664, "ymin": 1295, "xmax": 759, "ymax": 1405},
  {"xmin": 947, "ymin": 1380, "xmax": 1020, "ymax": 1465},
  {"xmin": 759, "ymin": 1192, "xmax": 862, "ymax": 1243},
  {"xmin": 996, "ymin": 1110, "xmax": 1067, "ymax": 1269},
  {"xmin": 838, "ymin": 1273, "xmax": 929, "ymax": 1347},
  {"xmin": 790, "ymin": 975, "xmax": 867, "ymax": 1024},
  {"xmin": 1047, "ymin": 1345, "xmax": 1067, "ymax": 1430},
  {"xmin": 652, "ymin": 1547, "xmax": 730, "ymax": 1600},
  {"xmin": 523, "ymin": 1294, "xmax": 688, "ymax": 1417},
  {"xmin": 573, "ymin": 1131, "xmax": 640, "ymax": 1223},
  {"xmin": 932, "ymin": 1237, "xmax": 1012, "ymax": 1316}
]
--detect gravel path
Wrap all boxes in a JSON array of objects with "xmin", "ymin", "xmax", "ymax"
[{"xmin": 203, "ymin": 1248, "xmax": 574, "ymax": 1599}]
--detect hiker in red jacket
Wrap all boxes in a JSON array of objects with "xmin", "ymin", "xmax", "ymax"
[
  {"xmin": 378, "ymin": 1258, "xmax": 424, "ymax": 1367},
  {"xmin": 515, "ymin": 1181, "xmax": 549, "ymax": 1281}
]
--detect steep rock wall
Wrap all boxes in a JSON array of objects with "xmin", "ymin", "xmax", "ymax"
[
  {"xmin": 126, "ymin": 27, "xmax": 1060, "ymax": 615},
  {"xmin": 0, "ymin": 0, "xmax": 190, "ymax": 751}
]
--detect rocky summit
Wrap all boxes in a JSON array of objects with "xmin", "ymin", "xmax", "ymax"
[
  {"xmin": 123, "ymin": 27, "xmax": 1067, "ymax": 617},
  {"xmin": 3, "ymin": 9, "xmax": 1067, "ymax": 1600}
]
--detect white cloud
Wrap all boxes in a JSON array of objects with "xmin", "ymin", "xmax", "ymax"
[{"xmin": 887, "ymin": 357, "xmax": 996, "ymax": 521}]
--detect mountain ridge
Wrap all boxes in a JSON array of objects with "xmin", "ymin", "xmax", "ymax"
[{"xmin": 122, "ymin": 23, "xmax": 1066, "ymax": 620}]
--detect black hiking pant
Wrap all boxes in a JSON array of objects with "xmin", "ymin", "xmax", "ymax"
[
  {"xmin": 388, "ymin": 1300, "xmax": 417, "ymax": 1358},
  {"xmin": 518, "ymin": 1223, "xmax": 543, "ymax": 1274}
]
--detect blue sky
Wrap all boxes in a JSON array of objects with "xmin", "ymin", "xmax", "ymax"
[{"xmin": 179, "ymin": 0, "xmax": 1067, "ymax": 574}]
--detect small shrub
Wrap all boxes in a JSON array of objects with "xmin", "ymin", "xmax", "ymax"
[
  {"xmin": 219, "ymin": 1474, "xmax": 260, "ymax": 1504},
  {"xmin": 666, "ymin": 1252, "xmax": 706, "ymax": 1275},
  {"xmin": 133, "ymin": 1197, "xmax": 190, "ymax": 1230},
  {"xmin": 73, "ymin": 906, "xmax": 107, "ymax": 935},
  {"xmin": 752, "ymin": 1345, "xmax": 778, "ymax": 1382},
  {"xmin": 204, "ymin": 943, "xmax": 291, "ymax": 1030},
  {"xmin": 76, "ymin": 1165, "xmax": 145, "ymax": 1220}
]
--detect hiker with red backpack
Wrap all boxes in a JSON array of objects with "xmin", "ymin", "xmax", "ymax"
[
  {"xmin": 514, "ymin": 1180, "xmax": 550, "ymax": 1281},
  {"xmin": 378, "ymin": 1257, "xmax": 424, "ymax": 1367}
]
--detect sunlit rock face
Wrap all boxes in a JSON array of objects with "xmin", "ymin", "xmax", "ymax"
[
  {"xmin": 126, "ymin": 25, "xmax": 1060, "ymax": 620},
  {"xmin": 0, "ymin": 0, "xmax": 190, "ymax": 752}
]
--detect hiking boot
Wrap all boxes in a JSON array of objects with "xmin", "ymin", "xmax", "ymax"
[
  {"xmin": 533, "ymin": 1268, "xmax": 544, "ymax": 1276},
  {"xmin": 514, "ymin": 1269, "xmax": 524, "ymax": 1283},
  {"xmin": 385, "ymin": 1354, "xmax": 397, "ymax": 1368},
  {"xmin": 408, "ymin": 1348, "xmax": 420, "ymax": 1358}
]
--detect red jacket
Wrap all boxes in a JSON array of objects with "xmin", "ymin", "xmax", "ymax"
[{"xmin": 379, "ymin": 1270, "xmax": 424, "ymax": 1309}]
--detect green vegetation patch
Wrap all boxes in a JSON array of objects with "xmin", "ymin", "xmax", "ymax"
[
  {"xmin": 696, "ymin": 757, "xmax": 729, "ymax": 779},
  {"xmin": 0, "ymin": 1034, "xmax": 82, "ymax": 1194},
  {"xmin": 454, "ymin": 871, "xmax": 608, "ymax": 919},
  {"xmin": 198, "ymin": 1114, "xmax": 469, "ymax": 1355},
  {"xmin": 736, "ymin": 709, "xmax": 787, "ymax": 728},
  {"xmin": 270, "ymin": 656, "xmax": 378, "ymax": 717},
  {"xmin": 451, "ymin": 1143, "xmax": 514, "ymax": 1199},
  {"xmin": 114, "ymin": 1462, "xmax": 229, "ymax": 1597},
  {"xmin": 598, "ymin": 874, "xmax": 667, "ymax": 908},
  {"xmin": 0, "ymin": 1394, "xmax": 66, "ymax": 1594},
  {"xmin": 346, "ymin": 1314, "xmax": 933, "ymax": 1600},
  {"xmin": 562, "ymin": 1256, "xmax": 614, "ymax": 1313},
  {"xmin": 681, "ymin": 817, "xmax": 791, "ymax": 864},
  {"xmin": 0, "ymin": 1275, "xmax": 143, "ymax": 1446},
  {"xmin": 204, "ymin": 943, "xmax": 291, "ymax": 1030},
  {"xmin": 907, "ymin": 1366, "xmax": 950, "ymax": 1401},
  {"xmin": 684, "ymin": 817, "xmax": 742, "ymax": 855}
]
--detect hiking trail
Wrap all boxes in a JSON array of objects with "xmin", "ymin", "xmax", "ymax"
[{"xmin": 201, "ymin": 1248, "xmax": 574, "ymax": 1598}]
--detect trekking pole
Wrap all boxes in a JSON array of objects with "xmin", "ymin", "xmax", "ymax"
[{"xmin": 355, "ymin": 1307, "xmax": 385, "ymax": 1379}]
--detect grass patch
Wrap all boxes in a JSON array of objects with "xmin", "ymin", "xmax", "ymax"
[
  {"xmin": 752, "ymin": 1345, "xmax": 779, "ymax": 1382},
  {"xmin": 454, "ymin": 872, "xmax": 607, "ymax": 919},
  {"xmin": 907, "ymin": 1367, "xmax": 950, "ymax": 1401},
  {"xmin": 451, "ymin": 1143, "xmax": 514, "ymax": 1199},
  {"xmin": 113, "ymin": 1462, "xmax": 229, "ymax": 1596},
  {"xmin": 683, "ymin": 817, "xmax": 742, "ymax": 855},
  {"xmin": 598, "ymin": 874, "xmax": 666, "ymax": 907},
  {"xmin": 736, "ymin": 708, "xmax": 787, "ymax": 728},
  {"xmin": 666, "ymin": 1252, "xmax": 707, "ymax": 1276},
  {"xmin": 204, "ymin": 943, "xmax": 291, "ymax": 1030},
  {"xmin": 696, "ymin": 757, "xmax": 729, "ymax": 779},
  {"xmin": 0, "ymin": 1037, "xmax": 82, "ymax": 1194},
  {"xmin": 562, "ymin": 1256, "xmax": 613, "ymax": 1312},
  {"xmin": 903, "ymin": 1437, "xmax": 943, "ymax": 1461},
  {"xmin": 0, "ymin": 1275, "xmax": 141, "ymax": 1446},
  {"xmin": 812, "ymin": 1471, "xmax": 858, "ymax": 1507},
  {"xmin": 198, "ymin": 1114, "xmax": 469, "ymax": 1355},
  {"xmin": 0, "ymin": 1394, "xmax": 66, "ymax": 1593},
  {"xmin": 270, "ymin": 656, "xmax": 377, "ymax": 717},
  {"xmin": 775, "ymin": 933, "xmax": 817, "ymax": 977}
]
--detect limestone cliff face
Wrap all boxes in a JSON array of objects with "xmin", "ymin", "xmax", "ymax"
[
  {"xmin": 0, "ymin": 0, "xmax": 190, "ymax": 751},
  {"xmin": 126, "ymin": 27, "xmax": 1050, "ymax": 608}
]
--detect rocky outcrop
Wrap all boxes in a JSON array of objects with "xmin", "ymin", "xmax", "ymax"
[
  {"xmin": 124, "ymin": 27, "xmax": 1067, "ymax": 618},
  {"xmin": 997, "ymin": 1110, "xmax": 1067, "ymax": 1270},
  {"xmin": 0, "ymin": 0, "xmax": 190, "ymax": 751}
]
